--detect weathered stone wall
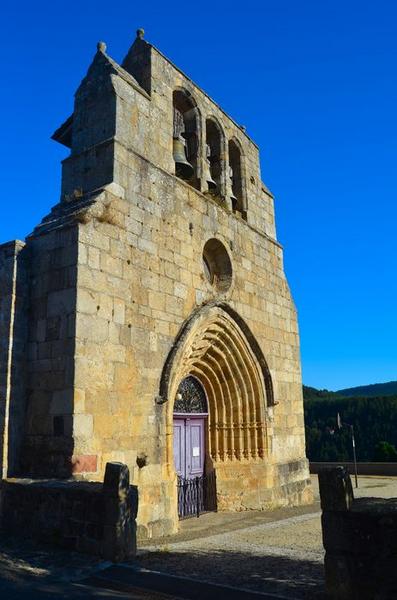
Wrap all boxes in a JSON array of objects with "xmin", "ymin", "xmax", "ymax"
[
  {"xmin": 0, "ymin": 462, "xmax": 137, "ymax": 561},
  {"xmin": 69, "ymin": 144, "xmax": 310, "ymax": 533},
  {"xmin": 21, "ymin": 226, "xmax": 78, "ymax": 477},
  {"xmin": 319, "ymin": 467, "xmax": 397, "ymax": 600},
  {"xmin": 60, "ymin": 49, "xmax": 118, "ymax": 199},
  {"xmin": 0, "ymin": 240, "xmax": 28, "ymax": 477}
]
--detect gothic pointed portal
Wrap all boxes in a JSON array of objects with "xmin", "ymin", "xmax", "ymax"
[{"xmin": 165, "ymin": 304, "xmax": 271, "ymax": 472}]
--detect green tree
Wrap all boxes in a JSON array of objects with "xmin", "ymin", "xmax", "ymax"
[
  {"xmin": 304, "ymin": 395, "xmax": 397, "ymax": 462},
  {"xmin": 374, "ymin": 441, "xmax": 397, "ymax": 462}
]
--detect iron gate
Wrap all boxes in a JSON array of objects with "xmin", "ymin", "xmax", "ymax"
[{"xmin": 177, "ymin": 470, "xmax": 217, "ymax": 519}]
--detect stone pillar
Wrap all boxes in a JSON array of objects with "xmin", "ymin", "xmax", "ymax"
[
  {"xmin": 318, "ymin": 465, "xmax": 354, "ymax": 512},
  {"xmin": 0, "ymin": 240, "xmax": 28, "ymax": 477},
  {"xmin": 102, "ymin": 462, "xmax": 138, "ymax": 561},
  {"xmin": 319, "ymin": 466, "xmax": 397, "ymax": 599}
]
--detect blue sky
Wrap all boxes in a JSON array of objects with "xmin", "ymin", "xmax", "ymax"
[{"xmin": 2, "ymin": 1, "xmax": 396, "ymax": 390}]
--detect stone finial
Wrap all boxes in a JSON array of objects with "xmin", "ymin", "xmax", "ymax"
[
  {"xmin": 97, "ymin": 41, "xmax": 107, "ymax": 53},
  {"xmin": 136, "ymin": 28, "xmax": 145, "ymax": 39}
]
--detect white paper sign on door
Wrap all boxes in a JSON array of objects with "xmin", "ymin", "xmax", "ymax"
[{"xmin": 192, "ymin": 446, "xmax": 200, "ymax": 457}]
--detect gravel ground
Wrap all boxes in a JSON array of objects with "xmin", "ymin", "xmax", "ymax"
[
  {"xmin": 0, "ymin": 534, "xmax": 107, "ymax": 584},
  {"xmin": 137, "ymin": 512, "xmax": 325, "ymax": 599},
  {"xmin": 135, "ymin": 476, "xmax": 397, "ymax": 599}
]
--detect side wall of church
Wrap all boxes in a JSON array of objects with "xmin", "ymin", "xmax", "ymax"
[
  {"xmin": 21, "ymin": 227, "xmax": 78, "ymax": 476},
  {"xmin": 0, "ymin": 241, "xmax": 28, "ymax": 477}
]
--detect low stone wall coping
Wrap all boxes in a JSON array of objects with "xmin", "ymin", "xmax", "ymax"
[{"xmin": 4, "ymin": 477, "xmax": 103, "ymax": 491}]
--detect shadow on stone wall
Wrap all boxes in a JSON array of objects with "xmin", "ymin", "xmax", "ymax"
[
  {"xmin": 0, "ymin": 241, "xmax": 29, "ymax": 478},
  {"xmin": 0, "ymin": 462, "xmax": 137, "ymax": 562},
  {"xmin": 319, "ymin": 466, "xmax": 397, "ymax": 600}
]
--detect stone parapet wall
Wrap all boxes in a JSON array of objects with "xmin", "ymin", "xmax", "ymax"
[
  {"xmin": 319, "ymin": 466, "xmax": 397, "ymax": 599},
  {"xmin": 311, "ymin": 461, "xmax": 397, "ymax": 476},
  {"xmin": 0, "ymin": 462, "xmax": 137, "ymax": 561}
]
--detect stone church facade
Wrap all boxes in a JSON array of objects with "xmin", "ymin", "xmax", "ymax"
[{"xmin": 0, "ymin": 31, "xmax": 312, "ymax": 538}]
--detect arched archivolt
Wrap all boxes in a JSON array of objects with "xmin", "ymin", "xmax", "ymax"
[
  {"xmin": 204, "ymin": 116, "xmax": 226, "ymax": 195},
  {"xmin": 160, "ymin": 302, "xmax": 274, "ymax": 467}
]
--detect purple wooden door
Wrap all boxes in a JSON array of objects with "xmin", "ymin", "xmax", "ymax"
[
  {"xmin": 186, "ymin": 417, "xmax": 205, "ymax": 478},
  {"xmin": 173, "ymin": 419, "xmax": 185, "ymax": 477},
  {"xmin": 173, "ymin": 416, "xmax": 205, "ymax": 479}
]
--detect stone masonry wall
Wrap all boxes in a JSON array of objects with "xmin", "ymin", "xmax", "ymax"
[
  {"xmin": 21, "ymin": 226, "xmax": 79, "ymax": 477},
  {"xmin": 70, "ymin": 171, "xmax": 310, "ymax": 535},
  {"xmin": 0, "ymin": 462, "xmax": 137, "ymax": 561}
]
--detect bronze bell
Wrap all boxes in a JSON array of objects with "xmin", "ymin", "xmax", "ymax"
[
  {"xmin": 173, "ymin": 137, "xmax": 194, "ymax": 180},
  {"xmin": 206, "ymin": 172, "xmax": 218, "ymax": 193},
  {"xmin": 204, "ymin": 144, "xmax": 218, "ymax": 193},
  {"xmin": 228, "ymin": 165, "xmax": 238, "ymax": 206},
  {"xmin": 203, "ymin": 161, "xmax": 217, "ymax": 193}
]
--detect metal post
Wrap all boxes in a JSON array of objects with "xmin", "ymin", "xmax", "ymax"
[
  {"xmin": 196, "ymin": 477, "xmax": 200, "ymax": 518},
  {"xmin": 351, "ymin": 425, "xmax": 358, "ymax": 488}
]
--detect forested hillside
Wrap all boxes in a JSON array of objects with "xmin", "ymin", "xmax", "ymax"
[
  {"xmin": 303, "ymin": 385, "xmax": 340, "ymax": 400},
  {"xmin": 336, "ymin": 381, "xmax": 397, "ymax": 398},
  {"xmin": 304, "ymin": 389, "xmax": 397, "ymax": 462}
]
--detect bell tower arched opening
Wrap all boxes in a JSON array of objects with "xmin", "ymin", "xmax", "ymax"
[
  {"xmin": 228, "ymin": 139, "xmax": 247, "ymax": 219},
  {"xmin": 173, "ymin": 90, "xmax": 200, "ymax": 189},
  {"xmin": 204, "ymin": 119, "xmax": 223, "ymax": 195}
]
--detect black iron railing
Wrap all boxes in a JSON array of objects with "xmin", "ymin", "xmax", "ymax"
[{"xmin": 177, "ymin": 470, "xmax": 217, "ymax": 519}]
